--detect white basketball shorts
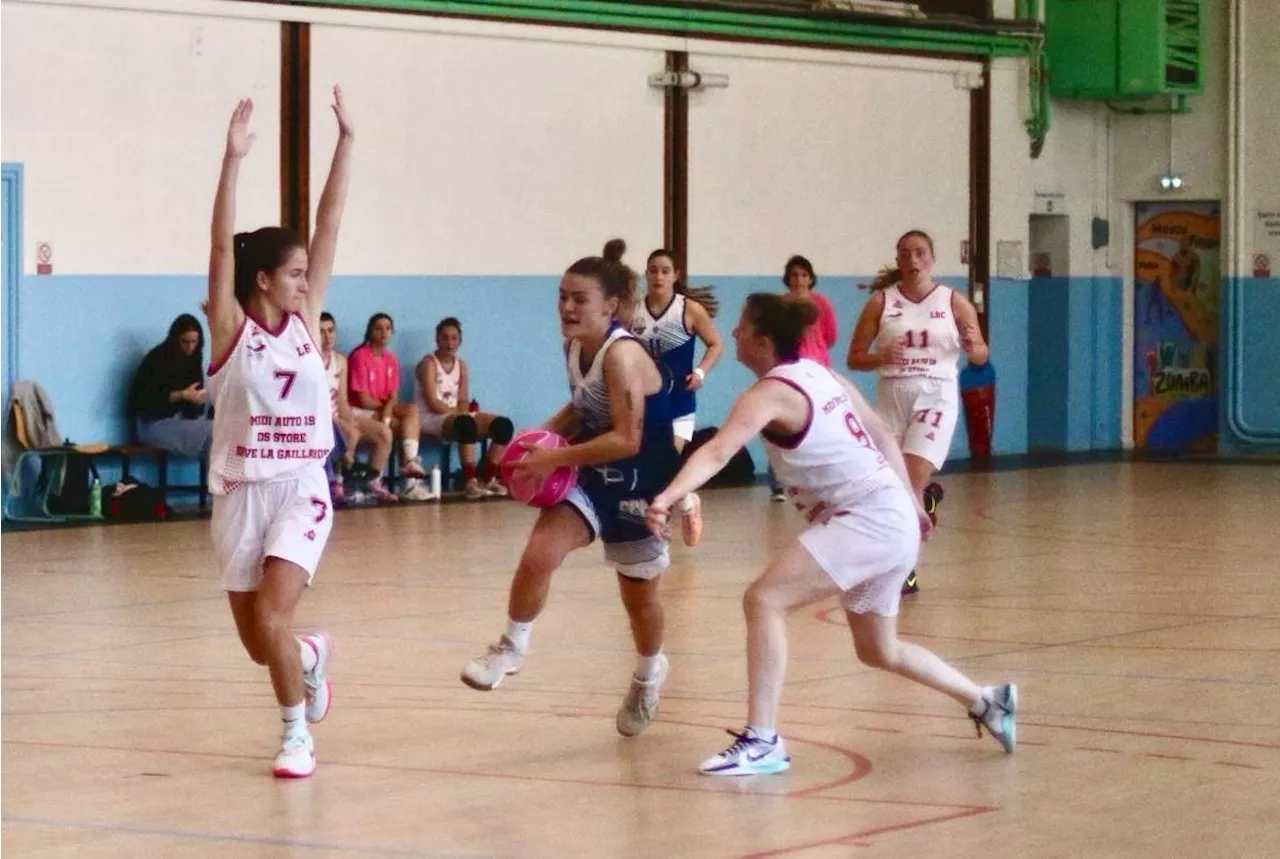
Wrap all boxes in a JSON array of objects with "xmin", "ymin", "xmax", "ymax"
[
  {"xmin": 876, "ymin": 376, "xmax": 960, "ymax": 470},
  {"xmin": 672, "ymin": 413, "xmax": 696, "ymax": 443},
  {"xmin": 211, "ymin": 465, "xmax": 334, "ymax": 592},
  {"xmin": 797, "ymin": 484, "xmax": 920, "ymax": 617}
]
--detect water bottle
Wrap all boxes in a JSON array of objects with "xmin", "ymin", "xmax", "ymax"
[
  {"xmin": 89, "ymin": 477, "xmax": 103, "ymax": 518},
  {"xmin": 469, "ymin": 399, "xmax": 480, "ymax": 414},
  {"xmin": 430, "ymin": 464, "xmax": 442, "ymax": 498}
]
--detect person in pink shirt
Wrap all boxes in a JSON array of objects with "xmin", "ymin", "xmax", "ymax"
[
  {"xmin": 785, "ymin": 255, "xmax": 838, "ymax": 366},
  {"xmin": 347, "ymin": 312, "xmax": 431, "ymax": 498},
  {"xmin": 767, "ymin": 255, "xmax": 839, "ymax": 500}
]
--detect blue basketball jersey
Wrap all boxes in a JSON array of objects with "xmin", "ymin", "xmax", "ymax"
[
  {"xmin": 567, "ymin": 325, "xmax": 679, "ymax": 498},
  {"xmin": 630, "ymin": 293, "xmax": 696, "ymax": 418}
]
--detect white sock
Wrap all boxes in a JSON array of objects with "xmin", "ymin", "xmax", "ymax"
[
  {"xmin": 505, "ymin": 619, "xmax": 534, "ymax": 652},
  {"xmin": 402, "ymin": 438, "xmax": 419, "ymax": 462},
  {"xmin": 636, "ymin": 651, "xmax": 665, "ymax": 682},
  {"xmin": 969, "ymin": 687, "xmax": 993, "ymax": 717},
  {"xmin": 679, "ymin": 493, "xmax": 697, "ymax": 513},
  {"xmin": 747, "ymin": 724, "xmax": 777, "ymax": 743},
  {"xmin": 281, "ymin": 702, "xmax": 306, "ymax": 735}
]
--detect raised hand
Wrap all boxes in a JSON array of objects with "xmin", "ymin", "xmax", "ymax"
[
  {"xmin": 225, "ymin": 99, "xmax": 256, "ymax": 160},
  {"xmin": 331, "ymin": 85, "xmax": 354, "ymax": 139}
]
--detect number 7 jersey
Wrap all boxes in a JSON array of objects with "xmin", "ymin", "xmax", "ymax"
[
  {"xmin": 761, "ymin": 359, "xmax": 902, "ymax": 519},
  {"xmin": 206, "ymin": 312, "xmax": 335, "ymax": 495},
  {"xmin": 874, "ymin": 284, "xmax": 962, "ymax": 381}
]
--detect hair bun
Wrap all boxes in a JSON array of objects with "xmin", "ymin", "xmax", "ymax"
[{"xmin": 603, "ymin": 238, "xmax": 627, "ymax": 263}]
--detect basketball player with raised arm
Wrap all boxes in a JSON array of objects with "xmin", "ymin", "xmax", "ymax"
[
  {"xmin": 204, "ymin": 88, "xmax": 352, "ymax": 778},
  {"xmin": 847, "ymin": 230, "xmax": 989, "ymax": 596},
  {"xmin": 649, "ymin": 293, "xmax": 1015, "ymax": 775},
  {"xmin": 460, "ymin": 252, "xmax": 682, "ymax": 738}
]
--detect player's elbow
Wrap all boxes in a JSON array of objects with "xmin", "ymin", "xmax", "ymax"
[{"xmin": 616, "ymin": 427, "xmax": 644, "ymax": 457}]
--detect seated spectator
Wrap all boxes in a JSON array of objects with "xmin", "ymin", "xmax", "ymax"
[
  {"xmin": 415, "ymin": 317, "xmax": 513, "ymax": 500},
  {"xmin": 128, "ymin": 313, "xmax": 213, "ymax": 458},
  {"xmin": 320, "ymin": 312, "xmax": 396, "ymax": 503},
  {"xmin": 348, "ymin": 312, "xmax": 432, "ymax": 500}
]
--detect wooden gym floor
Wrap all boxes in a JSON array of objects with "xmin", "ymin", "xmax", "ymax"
[{"xmin": 2, "ymin": 462, "xmax": 1278, "ymax": 858}]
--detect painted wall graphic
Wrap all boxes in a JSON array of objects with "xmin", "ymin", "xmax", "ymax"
[{"xmin": 1133, "ymin": 201, "xmax": 1220, "ymax": 450}]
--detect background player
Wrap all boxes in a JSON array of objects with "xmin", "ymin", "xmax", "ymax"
[
  {"xmin": 629, "ymin": 246, "xmax": 723, "ymax": 546},
  {"xmin": 846, "ymin": 230, "xmax": 988, "ymax": 596}
]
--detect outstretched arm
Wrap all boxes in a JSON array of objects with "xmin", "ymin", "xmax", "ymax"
[
  {"xmin": 303, "ymin": 85, "xmax": 355, "ymax": 329},
  {"xmin": 647, "ymin": 380, "xmax": 798, "ymax": 535},
  {"xmin": 207, "ymin": 99, "xmax": 254, "ymax": 360}
]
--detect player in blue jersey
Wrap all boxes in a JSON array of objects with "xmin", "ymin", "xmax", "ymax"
[
  {"xmin": 629, "ymin": 246, "xmax": 723, "ymax": 547},
  {"xmin": 460, "ymin": 247, "xmax": 682, "ymax": 738}
]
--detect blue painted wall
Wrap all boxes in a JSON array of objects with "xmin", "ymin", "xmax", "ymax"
[
  {"xmin": 14, "ymin": 270, "xmax": 1130, "ymax": 490},
  {"xmin": 1221, "ymin": 276, "xmax": 1280, "ymax": 451},
  {"xmin": 1026, "ymin": 276, "xmax": 1124, "ymax": 453}
]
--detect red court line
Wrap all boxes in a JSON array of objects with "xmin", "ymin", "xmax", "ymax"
[
  {"xmin": 1026, "ymin": 721, "xmax": 1280, "ymax": 750},
  {"xmin": 1075, "ymin": 746, "xmax": 1122, "ymax": 754},
  {"xmin": 739, "ymin": 805, "xmax": 995, "ymax": 859},
  {"xmin": 1143, "ymin": 753, "xmax": 1193, "ymax": 762},
  {"xmin": 1213, "ymin": 761, "xmax": 1264, "ymax": 770}
]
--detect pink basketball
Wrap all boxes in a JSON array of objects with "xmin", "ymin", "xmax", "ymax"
[{"xmin": 499, "ymin": 429, "xmax": 578, "ymax": 508}]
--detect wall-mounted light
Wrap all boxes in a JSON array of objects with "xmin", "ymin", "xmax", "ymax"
[{"xmin": 1159, "ymin": 172, "xmax": 1185, "ymax": 191}]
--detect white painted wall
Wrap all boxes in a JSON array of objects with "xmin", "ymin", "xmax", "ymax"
[
  {"xmin": 687, "ymin": 50, "xmax": 978, "ymax": 277},
  {"xmin": 309, "ymin": 25, "xmax": 666, "ymax": 275},
  {"xmin": 0, "ymin": 2, "xmax": 279, "ymax": 274}
]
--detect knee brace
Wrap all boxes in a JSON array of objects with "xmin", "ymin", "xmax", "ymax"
[
  {"xmin": 488, "ymin": 416, "xmax": 515, "ymax": 445},
  {"xmin": 448, "ymin": 413, "xmax": 479, "ymax": 444}
]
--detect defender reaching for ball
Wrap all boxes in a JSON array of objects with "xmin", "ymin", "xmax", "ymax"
[{"xmin": 460, "ymin": 252, "xmax": 682, "ymax": 739}]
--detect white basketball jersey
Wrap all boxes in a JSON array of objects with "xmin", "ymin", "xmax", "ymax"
[
  {"xmin": 631, "ymin": 293, "xmax": 691, "ymax": 355},
  {"xmin": 207, "ymin": 313, "xmax": 334, "ymax": 495},
  {"xmin": 874, "ymin": 285, "xmax": 962, "ymax": 381},
  {"xmin": 762, "ymin": 359, "xmax": 900, "ymax": 520},
  {"xmin": 323, "ymin": 352, "xmax": 343, "ymax": 419},
  {"xmin": 568, "ymin": 326, "xmax": 633, "ymax": 434},
  {"xmin": 416, "ymin": 354, "xmax": 461, "ymax": 412}
]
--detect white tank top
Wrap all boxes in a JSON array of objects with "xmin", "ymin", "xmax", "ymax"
[
  {"xmin": 568, "ymin": 326, "xmax": 634, "ymax": 434},
  {"xmin": 631, "ymin": 293, "xmax": 692, "ymax": 355},
  {"xmin": 761, "ymin": 359, "xmax": 900, "ymax": 520},
  {"xmin": 874, "ymin": 284, "xmax": 962, "ymax": 381},
  {"xmin": 323, "ymin": 352, "xmax": 342, "ymax": 419},
  {"xmin": 207, "ymin": 313, "xmax": 334, "ymax": 494},
  {"xmin": 416, "ymin": 354, "xmax": 461, "ymax": 412}
]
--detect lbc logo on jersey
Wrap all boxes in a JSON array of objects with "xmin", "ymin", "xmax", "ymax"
[{"xmin": 930, "ymin": 311, "xmax": 948, "ymax": 319}]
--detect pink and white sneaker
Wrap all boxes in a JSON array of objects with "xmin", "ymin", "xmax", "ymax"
[{"xmin": 301, "ymin": 632, "xmax": 333, "ymax": 724}]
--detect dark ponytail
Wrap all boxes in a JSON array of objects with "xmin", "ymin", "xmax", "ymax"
[
  {"xmin": 233, "ymin": 227, "xmax": 305, "ymax": 307},
  {"xmin": 647, "ymin": 247, "xmax": 719, "ymax": 317},
  {"xmin": 743, "ymin": 292, "xmax": 820, "ymax": 361},
  {"xmin": 565, "ymin": 239, "xmax": 638, "ymax": 317}
]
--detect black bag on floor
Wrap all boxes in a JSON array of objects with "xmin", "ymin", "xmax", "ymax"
[{"xmin": 681, "ymin": 427, "xmax": 755, "ymax": 487}]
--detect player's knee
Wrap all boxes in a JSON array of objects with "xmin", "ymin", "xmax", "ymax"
[
  {"xmin": 235, "ymin": 627, "xmax": 269, "ymax": 665},
  {"xmin": 743, "ymin": 579, "xmax": 776, "ymax": 616},
  {"xmin": 449, "ymin": 413, "xmax": 479, "ymax": 444},
  {"xmin": 488, "ymin": 416, "xmax": 514, "ymax": 445},
  {"xmin": 518, "ymin": 542, "xmax": 563, "ymax": 580},
  {"xmin": 253, "ymin": 604, "xmax": 292, "ymax": 645},
  {"xmin": 854, "ymin": 637, "xmax": 896, "ymax": 670}
]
